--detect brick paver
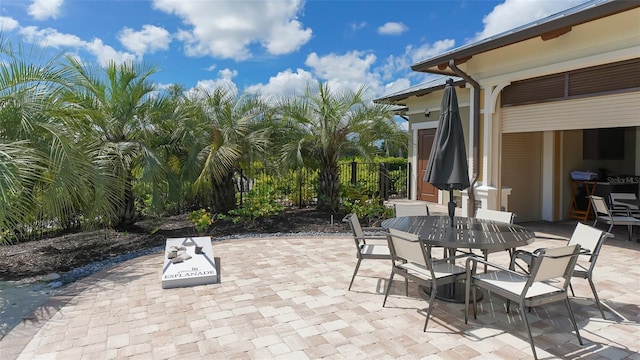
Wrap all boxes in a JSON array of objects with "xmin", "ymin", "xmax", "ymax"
[{"xmin": 1, "ymin": 219, "xmax": 639, "ymax": 359}]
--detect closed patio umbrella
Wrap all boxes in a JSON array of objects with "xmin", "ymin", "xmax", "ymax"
[{"xmin": 424, "ymin": 78, "xmax": 470, "ymax": 226}]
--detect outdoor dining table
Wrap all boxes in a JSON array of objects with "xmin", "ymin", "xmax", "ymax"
[{"xmin": 380, "ymin": 215, "xmax": 536, "ymax": 303}]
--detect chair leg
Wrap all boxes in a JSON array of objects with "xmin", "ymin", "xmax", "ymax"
[
  {"xmin": 405, "ymin": 278, "xmax": 409, "ymax": 297},
  {"xmin": 382, "ymin": 271, "xmax": 395, "ymax": 307},
  {"xmin": 483, "ymin": 250, "xmax": 489, "ymax": 273},
  {"xmin": 472, "ymin": 286, "xmax": 478, "ymax": 320},
  {"xmin": 519, "ymin": 305, "xmax": 538, "ymax": 360},
  {"xmin": 569, "ymin": 281, "xmax": 575, "ymax": 297},
  {"xmin": 565, "ymin": 297, "xmax": 584, "ymax": 346},
  {"xmin": 587, "ymin": 277, "xmax": 606, "ymax": 319},
  {"xmin": 423, "ymin": 286, "xmax": 437, "ymax": 331},
  {"xmin": 628, "ymin": 225, "xmax": 633, "ymax": 241},
  {"xmin": 348, "ymin": 258, "xmax": 362, "ymax": 291},
  {"xmin": 465, "ymin": 278, "xmax": 471, "ymax": 324}
]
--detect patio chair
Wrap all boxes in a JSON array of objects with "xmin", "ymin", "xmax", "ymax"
[
  {"xmin": 342, "ymin": 213, "xmax": 391, "ymax": 291},
  {"xmin": 475, "ymin": 208, "xmax": 515, "ymax": 224},
  {"xmin": 465, "ymin": 244, "xmax": 584, "ymax": 359},
  {"xmin": 589, "ymin": 195, "xmax": 640, "ymax": 241},
  {"xmin": 511, "ymin": 222, "xmax": 613, "ymax": 319},
  {"xmin": 474, "ymin": 208, "xmax": 515, "ymax": 269},
  {"xmin": 383, "ymin": 228, "xmax": 466, "ymax": 331},
  {"xmin": 394, "ymin": 203, "xmax": 430, "ymax": 217},
  {"xmin": 609, "ymin": 192, "xmax": 640, "ymax": 217}
]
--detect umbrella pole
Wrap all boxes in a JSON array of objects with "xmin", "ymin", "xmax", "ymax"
[{"xmin": 448, "ymin": 189, "xmax": 456, "ymax": 227}]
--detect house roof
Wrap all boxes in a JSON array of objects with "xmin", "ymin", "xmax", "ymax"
[
  {"xmin": 373, "ymin": 76, "xmax": 465, "ymax": 104},
  {"xmin": 411, "ymin": 0, "xmax": 640, "ymax": 75}
]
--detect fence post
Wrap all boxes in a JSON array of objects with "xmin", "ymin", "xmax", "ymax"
[
  {"xmin": 298, "ymin": 168, "xmax": 303, "ymax": 209},
  {"xmin": 351, "ymin": 161, "xmax": 357, "ymax": 185},
  {"xmin": 239, "ymin": 168, "xmax": 244, "ymax": 206},
  {"xmin": 379, "ymin": 163, "xmax": 389, "ymax": 201}
]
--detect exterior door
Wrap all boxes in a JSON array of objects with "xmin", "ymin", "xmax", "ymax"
[{"xmin": 417, "ymin": 129, "xmax": 438, "ymax": 202}]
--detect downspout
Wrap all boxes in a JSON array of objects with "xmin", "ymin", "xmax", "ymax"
[
  {"xmin": 448, "ymin": 59, "xmax": 479, "ymax": 218},
  {"xmin": 399, "ymin": 114, "xmax": 411, "ymax": 199}
]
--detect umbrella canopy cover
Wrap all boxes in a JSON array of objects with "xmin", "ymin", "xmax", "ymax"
[{"xmin": 424, "ymin": 78, "xmax": 470, "ymax": 191}]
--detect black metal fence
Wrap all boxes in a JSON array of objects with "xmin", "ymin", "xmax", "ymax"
[{"xmin": 237, "ymin": 161, "xmax": 408, "ymax": 207}]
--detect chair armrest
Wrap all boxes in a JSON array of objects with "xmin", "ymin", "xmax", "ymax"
[
  {"xmin": 466, "ymin": 256, "xmax": 521, "ymax": 278},
  {"xmin": 466, "ymin": 256, "xmax": 514, "ymax": 272},
  {"xmin": 355, "ymin": 235, "xmax": 388, "ymax": 241},
  {"xmin": 510, "ymin": 249, "xmax": 536, "ymax": 272}
]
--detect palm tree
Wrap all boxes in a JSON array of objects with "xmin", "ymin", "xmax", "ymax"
[
  {"xmin": 276, "ymin": 82, "xmax": 398, "ymax": 211},
  {"xmin": 60, "ymin": 57, "xmax": 170, "ymax": 227},
  {"xmin": 185, "ymin": 87, "xmax": 270, "ymax": 213},
  {"xmin": 0, "ymin": 36, "xmax": 101, "ymax": 242}
]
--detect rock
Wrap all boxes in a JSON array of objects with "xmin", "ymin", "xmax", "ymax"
[
  {"xmin": 42, "ymin": 273, "xmax": 61, "ymax": 282},
  {"xmin": 48, "ymin": 281, "xmax": 63, "ymax": 288}
]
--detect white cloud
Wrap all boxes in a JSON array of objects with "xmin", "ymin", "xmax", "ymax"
[
  {"xmin": 396, "ymin": 117, "xmax": 409, "ymax": 131},
  {"xmin": 28, "ymin": 0, "xmax": 64, "ymax": 21},
  {"xmin": 0, "ymin": 16, "xmax": 20, "ymax": 31},
  {"xmin": 378, "ymin": 22, "xmax": 408, "ymax": 36},
  {"xmin": 152, "ymin": 0, "xmax": 311, "ymax": 60},
  {"xmin": 264, "ymin": 19, "xmax": 312, "ymax": 55},
  {"xmin": 186, "ymin": 68, "xmax": 239, "ymax": 98},
  {"xmin": 350, "ymin": 22, "xmax": 367, "ymax": 31},
  {"xmin": 406, "ymin": 39, "xmax": 456, "ymax": 64},
  {"xmin": 473, "ymin": 0, "xmax": 589, "ymax": 41},
  {"xmin": 246, "ymin": 68, "xmax": 317, "ymax": 99},
  {"xmin": 246, "ymin": 46, "xmax": 434, "ymax": 101},
  {"xmin": 306, "ymin": 51, "xmax": 376, "ymax": 83},
  {"xmin": 119, "ymin": 25, "xmax": 171, "ymax": 57},
  {"xmin": 381, "ymin": 78, "xmax": 412, "ymax": 96},
  {"xmin": 375, "ymin": 39, "xmax": 455, "ymax": 84},
  {"xmin": 85, "ymin": 38, "xmax": 136, "ymax": 66},
  {"xmin": 19, "ymin": 26, "xmax": 135, "ymax": 66},
  {"xmin": 305, "ymin": 51, "xmax": 385, "ymax": 98},
  {"xmin": 246, "ymin": 50, "xmax": 405, "ymax": 101},
  {"xmin": 20, "ymin": 26, "xmax": 84, "ymax": 48}
]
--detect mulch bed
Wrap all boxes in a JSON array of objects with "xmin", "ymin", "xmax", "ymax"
[{"xmin": 0, "ymin": 208, "xmax": 350, "ymax": 281}]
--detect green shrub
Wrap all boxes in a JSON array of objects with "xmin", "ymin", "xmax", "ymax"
[
  {"xmin": 228, "ymin": 191, "xmax": 285, "ymax": 224},
  {"xmin": 188, "ymin": 209, "xmax": 212, "ymax": 234},
  {"xmin": 340, "ymin": 183, "xmax": 393, "ymax": 226}
]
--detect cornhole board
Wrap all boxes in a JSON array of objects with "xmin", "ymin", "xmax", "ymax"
[{"xmin": 162, "ymin": 236, "xmax": 218, "ymax": 289}]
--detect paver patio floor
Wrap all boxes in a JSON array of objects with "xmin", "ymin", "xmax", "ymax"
[{"xmin": 1, "ymin": 220, "xmax": 639, "ymax": 359}]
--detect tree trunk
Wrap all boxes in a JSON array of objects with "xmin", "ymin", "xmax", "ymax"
[
  {"xmin": 317, "ymin": 161, "xmax": 340, "ymax": 212},
  {"xmin": 117, "ymin": 172, "xmax": 136, "ymax": 227},
  {"xmin": 211, "ymin": 171, "xmax": 237, "ymax": 213}
]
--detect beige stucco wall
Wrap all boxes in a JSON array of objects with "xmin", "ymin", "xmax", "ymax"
[
  {"xmin": 462, "ymin": 8, "xmax": 639, "ymax": 82},
  {"xmin": 395, "ymin": 7, "xmax": 639, "ymax": 214}
]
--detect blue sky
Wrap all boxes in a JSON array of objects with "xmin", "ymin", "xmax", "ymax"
[{"xmin": 1, "ymin": 0, "xmax": 591, "ymax": 99}]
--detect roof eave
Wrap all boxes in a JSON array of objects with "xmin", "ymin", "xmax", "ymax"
[
  {"xmin": 374, "ymin": 79, "xmax": 466, "ymax": 104},
  {"xmin": 411, "ymin": 0, "xmax": 640, "ymax": 73}
]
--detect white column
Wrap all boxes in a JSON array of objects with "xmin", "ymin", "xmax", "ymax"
[
  {"xmin": 541, "ymin": 131, "xmax": 555, "ymax": 221},
  {"xmin": 410, "ymin": 123, "xmax": 418, "ymax": 200}
]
